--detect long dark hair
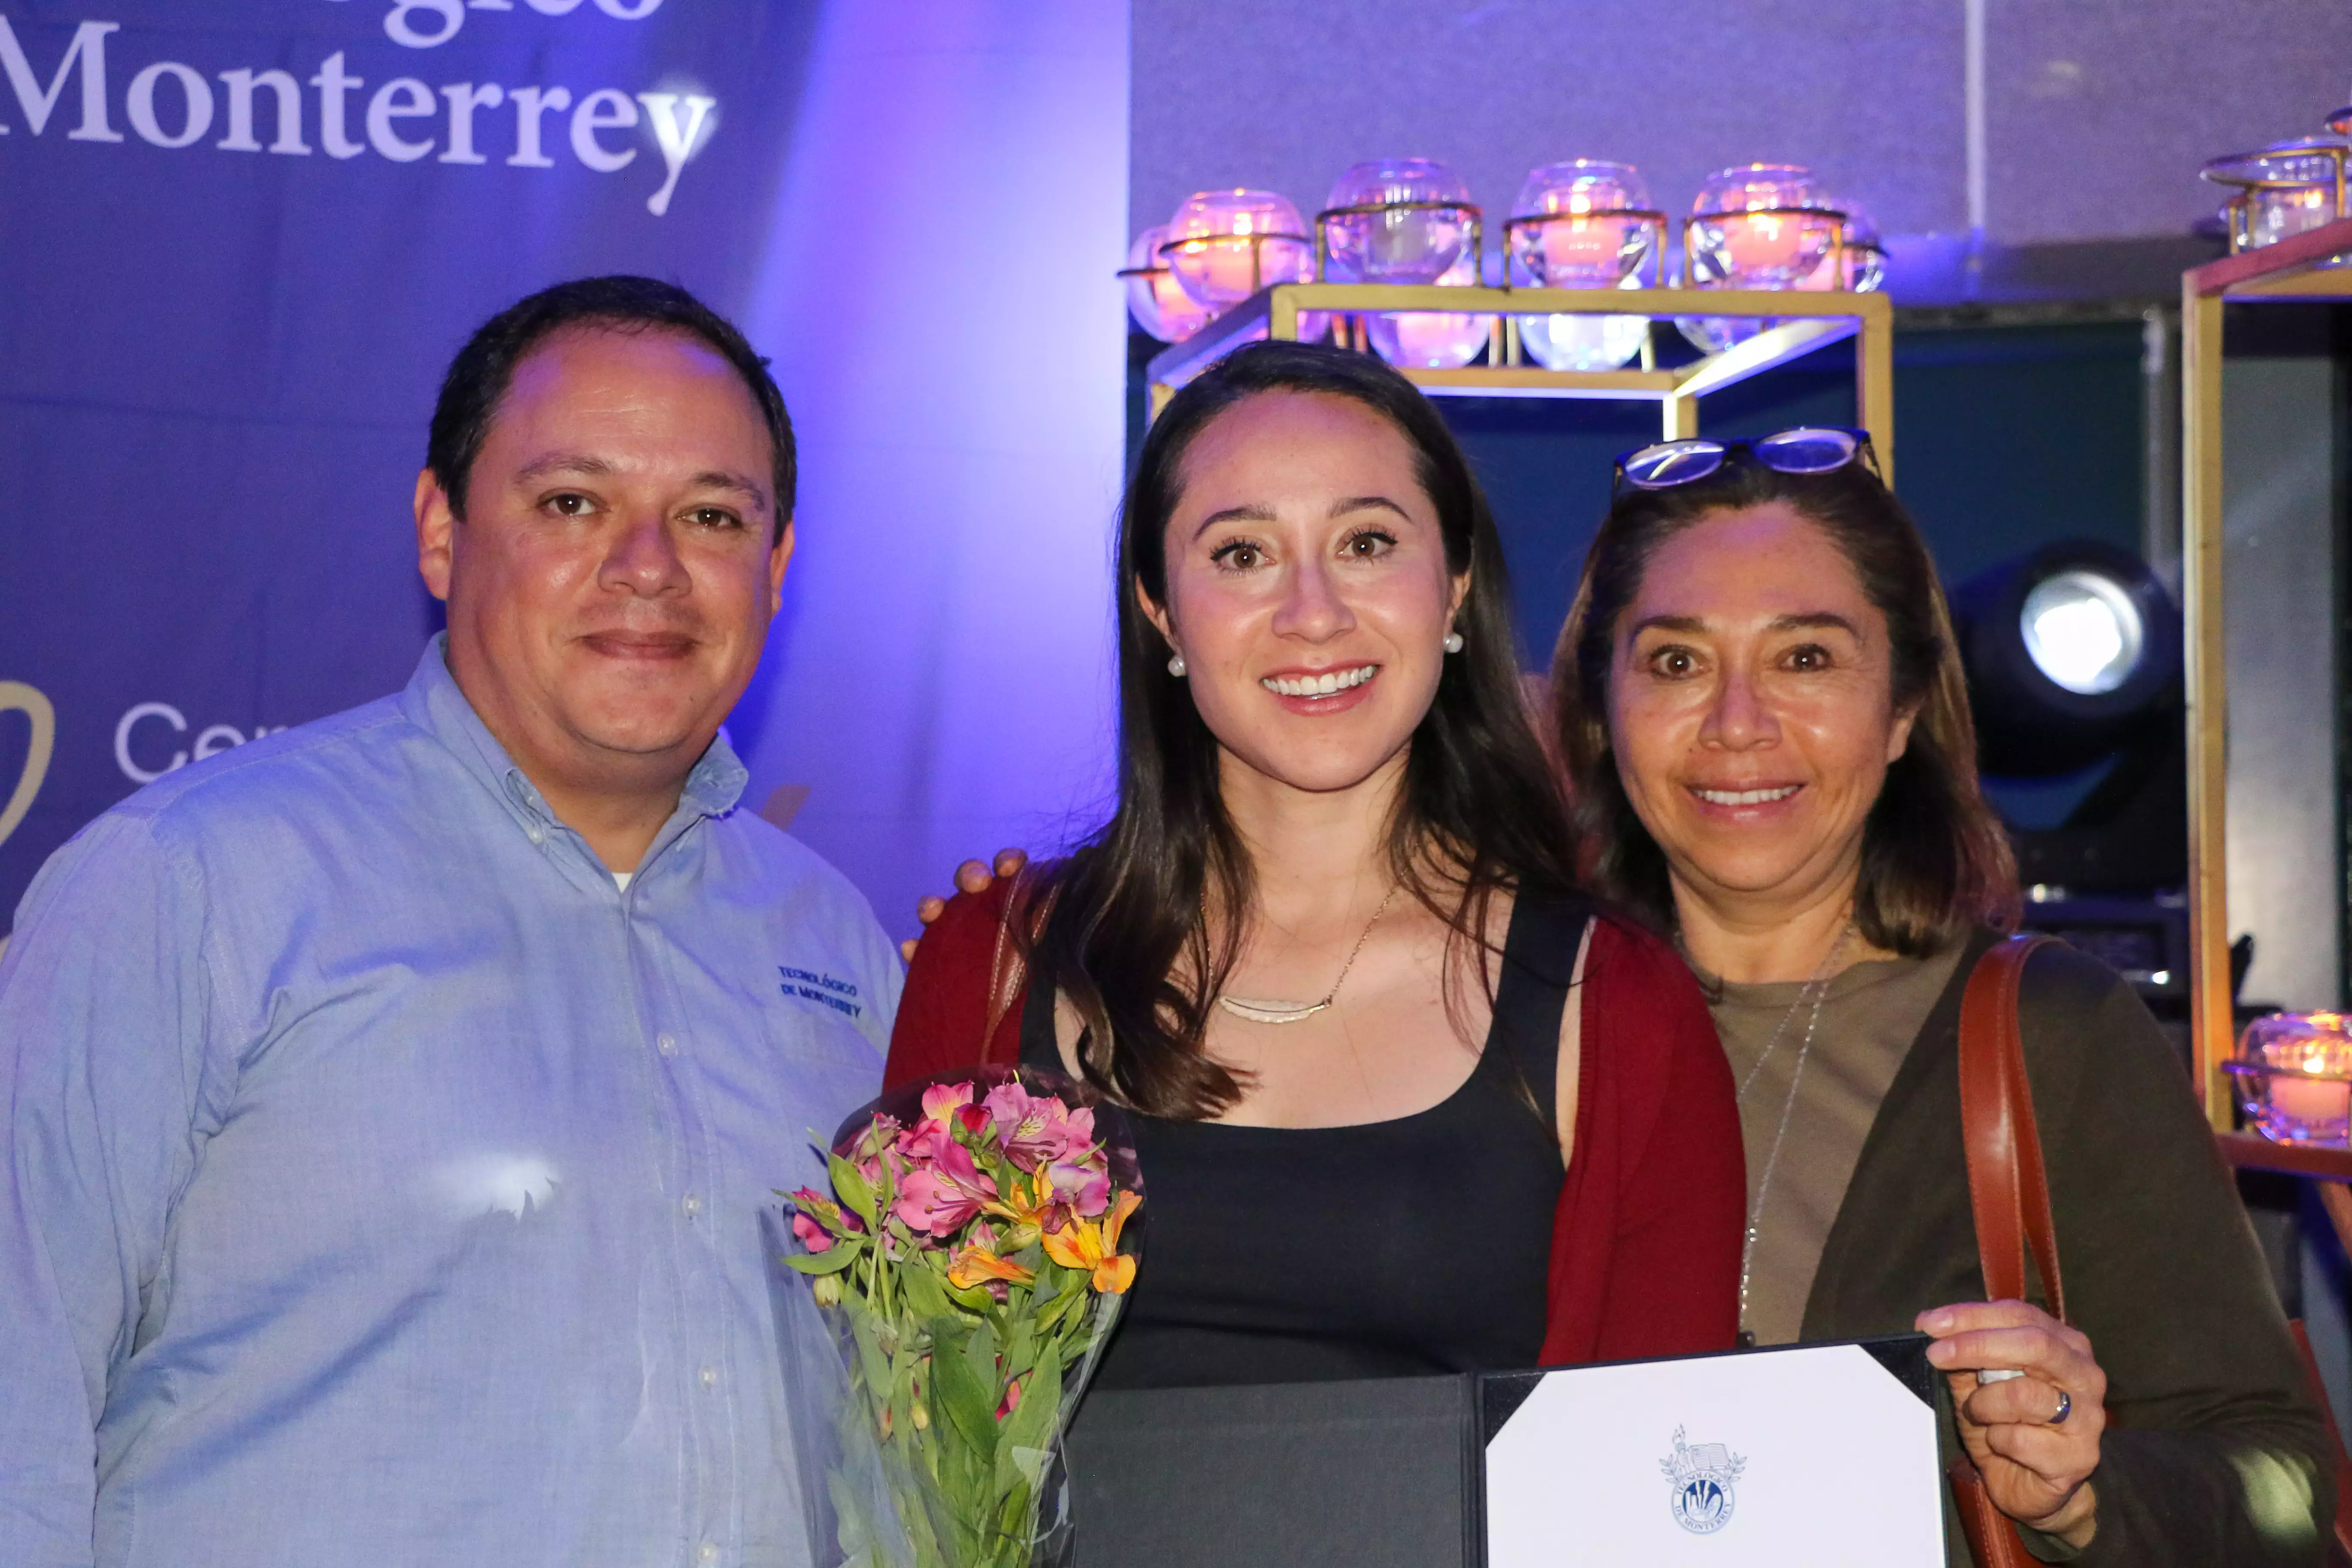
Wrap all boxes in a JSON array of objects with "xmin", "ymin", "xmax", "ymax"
[
  {"xmin": 1550, "ymin": 458, "xmax": 2018, "ymax": 955},
  {"xmin": 1031, "ymin": 340, "xmax": 1581, "ymax": 1119}
]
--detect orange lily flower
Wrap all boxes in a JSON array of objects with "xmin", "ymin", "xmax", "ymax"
[
  {"xmin": 1041, "ymin": 1190, "xmax": 1140, "ymax": 1294},
  {"xmin": 981, "ymin": 1173, "xmax": 1046, "ymax": 1251},
  {"xmin": 946, "ymin": 1245, "xmax": 1036, "ymax": 1291}
]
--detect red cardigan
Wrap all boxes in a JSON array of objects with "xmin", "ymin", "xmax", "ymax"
[{"xmin": 885, "ymin": 881, "xmax": 1745, "ymax": 1367}]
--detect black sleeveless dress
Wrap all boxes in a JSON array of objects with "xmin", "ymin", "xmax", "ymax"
[{"xmin": 1023, "ymin": 892, "xmax": 1588, "ymax": 1389}]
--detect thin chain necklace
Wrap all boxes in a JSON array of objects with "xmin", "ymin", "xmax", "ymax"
[
  {"xmin": 1734, "ymin": 919, "xmax": 1855, "ymax": 1341},
  {"xmin": 1218, "ymin": 885, "xmax": 1400, "ymax": 1025}
]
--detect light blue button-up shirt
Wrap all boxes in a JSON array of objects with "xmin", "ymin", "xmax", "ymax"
[{"xmin": 0, "ymin": 643, "xmax": 901, "ymax": 1568}]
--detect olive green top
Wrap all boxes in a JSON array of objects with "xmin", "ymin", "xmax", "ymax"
[
  {"xmin": 1733, "ymin": 929, "xmax": 2330, "ymax": 1568},
  {"xmin": 1703, "ymin": 944, "xmax": 1966, "ymax": 1348}
]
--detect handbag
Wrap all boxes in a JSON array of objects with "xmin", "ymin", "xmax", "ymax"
[
  {"xmin": 1952, "ymin": 937, "xmax": 2352, "ymax": 1566},
  {"xmin": 1949, "ymin": 933, "xmax": 2064, "ymax": 1568}
]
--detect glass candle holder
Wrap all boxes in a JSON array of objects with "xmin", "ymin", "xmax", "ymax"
[
  {"xmin": 1120, "ymin": 225, "xmax": 1211, "ymax": 343},
  {"xmin": 2229, "ymin": 1011, "xmax": 2352, "ymax": 1145},
  {"xmin": 1505, "ymin": 159, "xmax": 1659, "ymax": 372},
  {"xmin": 1319, "ymin": 158, "xmax": 1479, "ymax": 283},
  {"xmin": 1317, "ymin": 159, "xmax": 1485, "ymax": 368},
  {"xmin": 1162, "ymin": 189, "xmax": 1316, "ymax": 311},
  {"xmin": 1363, "ymin": 245, "xmax": 1489, "ymax": 368},
  {"xmin": 1678, "ymin": 163, "xmax": 1842, "ymax": 353},
  {"xmin": 1800, "ymin": 196, "xmax": 1884, "ymax": 293},
  {"xmin": 2200, "ymin": 137, "xmax": 2349, "ymax": 255}
]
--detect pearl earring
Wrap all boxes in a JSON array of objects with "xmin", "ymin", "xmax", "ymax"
[
  {"xmin": 1443, "ymin": 630, "xmax": 1465, "ymax": 654},
  {"xmin": 1167, "ymin": 652, "xmax": 1188, "ymax": 677}
]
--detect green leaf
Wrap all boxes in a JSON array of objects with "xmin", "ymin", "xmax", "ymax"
[
  {"xmin": 1001, "ymin": 1349, "xmax": 1060, "ymax": 1461},
  {"xmin": 1000, "ymin": 1316, "xmax": 1037, "ymax": 1383},
  {"xmin": 829, "ymin": 1152, "xmax": 880, "ymax": 1228},
  {"xmin": 782, "ymin": 1242, "xmax": 861, "ymax": 1275},
  {"xmin": 850, "ymin": 1313, "xmax": 893, "ymax": 1408},
  {"xmin": 963, "ymin": 1316, "xmax": 1001, "ymax": 1395},
  {"xmin": 944, "ymin": 1277, "xmax": 997, "ymax": 1311},
  {"xmin": 898, "ymin": 1257, "xmax": 956, "ymax": 1320},
  {"xmin": 930, "ymin": 1318, "xmax": 1001, "ymax": 1460},
  {"xmin": 889, "ymin": 1345, "xmax": 915, "ymax": 1448},
  {"xmin": 993, "ymin": 1473, "xmax": 1038, "ymax": 1559}
]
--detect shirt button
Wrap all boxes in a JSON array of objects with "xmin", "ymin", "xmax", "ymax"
[
  {"xmin": 656, "ymin": 1034, "xmax": 678, "ymax": 1056},
  {"xmin": 698, "ymin": 1366, "xmax": 718, "ymax": 1390},
  {"xmin": 526, "ymin": 825, "xmax": 545, "ymax": 845},
  {"xmin": 682, "ymin": 1194, "xmax": 702, "ymax": 1219},
  {"xmin": 697, "ymin": 1545, "xmax": 718, "ymax": 1566}
]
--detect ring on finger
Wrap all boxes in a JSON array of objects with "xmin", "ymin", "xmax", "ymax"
[{"xmin": 2046, "ymin": 1388, "xmax": 2071, "ymax": 1426}]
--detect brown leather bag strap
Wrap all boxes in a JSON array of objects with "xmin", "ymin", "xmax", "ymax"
[{"xmin": 1957, "ymin": 934, "xmax": 2066, "ymax": 1321}]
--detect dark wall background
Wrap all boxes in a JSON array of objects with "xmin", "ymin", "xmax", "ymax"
[{"xmin": 1466, "ymin": 321, "xmax": 2152, "ymax": 665}]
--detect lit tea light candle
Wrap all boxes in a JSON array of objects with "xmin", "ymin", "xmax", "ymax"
[
  {"xmin": 2236, "ymin": 1011, "xmax": 2352, "ymax": 1145},
  {"xmin": 1163, "ymin": 189, "xmax": 1314, "ymax": 311},
  {"xmin": 1507, "ymin": 159, "xmax": 1656, "ymax": 373}
]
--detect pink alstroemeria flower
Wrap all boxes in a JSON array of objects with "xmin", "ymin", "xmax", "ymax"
[
  {"xmin": 894, "ymin": 1118, "xmax": 952, "ymax": 1167},
  {"xmin": 849, "ymin": 1115, "xmax": 901, "ymax": 1190},
  {"xmin": 1043, "ymin": 1145, "xmax": 1112, "ymax": 1219},
  {"xmin": 788, "ymin": 1186, "xmax": 865, "ymax": 1251},
  {"xmin": 983, "ymin": 1082, "xmax": 1099, "ymax": 1173},
  {"xmin": 920, "ymin": 1082, "xmax": 975, "ymax": 1122},
  {"xmin": 894, "ymin": 1136, "xmax": 999, "ymax": 1236},
  {"xmin": 791, "ymin": 1210, "xmax": 837, "ymax": 1253}
]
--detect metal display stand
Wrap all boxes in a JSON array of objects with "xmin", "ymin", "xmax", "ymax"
[
  {"xmin": 2183, "ymin": 216, "xmax": 2352, "ymax": 1250},
  {"xmin": 2183, "ymin": 216, "xmax": 2352, "ymax": 1158},
  {"xmin": 1143, "ymin": 284, "xmax": 1896, "ymax": 478}
]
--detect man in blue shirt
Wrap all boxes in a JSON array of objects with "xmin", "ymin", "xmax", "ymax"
[{"xmin": 0, "ymin": 277, "xmax": 901, "ymax": 1568}]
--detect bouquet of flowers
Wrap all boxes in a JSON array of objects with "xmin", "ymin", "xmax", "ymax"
[{"xmin": 781, "ymin": 1065, "xmax": 1143, "ymax": 1568}]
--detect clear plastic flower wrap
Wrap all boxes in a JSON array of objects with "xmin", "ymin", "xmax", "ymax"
[{"xmin": 775, "ymin": 1065, "xmax": 1144, "ymax": 1568}]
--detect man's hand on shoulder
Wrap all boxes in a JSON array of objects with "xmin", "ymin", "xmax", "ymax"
[{"xmin": 900, "ymin": 849, "xmax": 1030, "ymax": 963}]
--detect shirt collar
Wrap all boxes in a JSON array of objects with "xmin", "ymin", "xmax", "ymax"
[{"xmin": 396, "ymin": 636, "xmax": 749, "ymax": 835}]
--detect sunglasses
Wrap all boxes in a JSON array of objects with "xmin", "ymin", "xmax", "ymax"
[{"xmin": 1612, "ymin": 426, "xmax": 1879, "ymax": 496}]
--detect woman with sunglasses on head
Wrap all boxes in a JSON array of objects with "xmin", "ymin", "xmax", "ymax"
[
  {"xmin": 1555, "ymin": 426, "xmax": 2331, "ymax": 1564},
  {"xmin": 886, "ymin": 340, "xmax": 1746, "ymax": 1391}
]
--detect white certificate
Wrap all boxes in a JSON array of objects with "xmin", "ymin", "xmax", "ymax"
[{"xmin": 1482, "ymin": 1337, "xmax": 1945, "ymax": 1566}]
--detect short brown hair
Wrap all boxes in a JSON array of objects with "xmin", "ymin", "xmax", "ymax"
[
  {"xmin": 1549, "ymin": 459, "xmax": 2018, "ymax": 955},
  {"xmin": 429, "ymin": 276, "xmax": 795, "ymax": 541}
]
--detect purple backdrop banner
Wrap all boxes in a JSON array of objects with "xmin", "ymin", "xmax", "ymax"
[{"xmin": 0, "ymin": 0, "xmax": 1132, "ymax": 933}]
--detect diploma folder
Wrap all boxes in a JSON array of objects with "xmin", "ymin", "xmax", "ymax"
[{"xmin": 1063, "ymin": 1334, "xmax": 1942, "ymax": 1567}]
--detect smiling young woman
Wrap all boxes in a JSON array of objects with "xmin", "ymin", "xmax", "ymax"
[{"xmin": 886, "ymin": 341, "xmax": 1744, "ymax": 1391}]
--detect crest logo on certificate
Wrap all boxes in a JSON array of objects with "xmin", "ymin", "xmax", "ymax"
[
  {"xmin": 1661, "ymin": 1425, "xmax": 1746, "ymax": 1533},
  {"xmin": 1482, "ymin": 1336, "xmax": 1945, "ymax": 1566}
]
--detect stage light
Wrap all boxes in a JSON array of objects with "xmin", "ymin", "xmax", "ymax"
[
  {"xmin": 1506, "ymin": 159, "xmax": 1660, "ymax": 372},
  {"xmin": 1679, "ymin": 163, "xmax": 1846, "ymax": 353},
  {"xmin": 1161, "ymin": 190, "xmax": 1315, "ymax": 312},
  {"xmin": 1120, "ymin": 225, "xmax": 1210, "ymax": 343},
  {"xmin": 2021, "ymin": 569, "xmax": 2145, "ymax": 695},
  {"xmin": 1955, "ymin": 541, "xmax": 2179, "ymax": 776},
  {"xmin": 1318, "ymin": 159, "xmax": 1488, "ymax": 369},
  {"xmin": 1953, "ymin": 541, "xmax": 2185, "ymax": 913},
  {"xmin": 2201, "ymin": 133, "xmax": 2348, "ymax": 254}
]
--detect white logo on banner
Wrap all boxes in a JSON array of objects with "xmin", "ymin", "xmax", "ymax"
[
  {"xmin": 115, "ymin": 702, "xmax": 288, "ymax": 785},
  {"xmin": 0, "ymin": 15, "xmax": 716, "ymax": 215},
  {"xmin": 366, "ymin": 0, "xmax": 665, "ymax": 53}
]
